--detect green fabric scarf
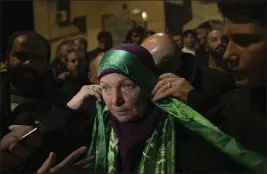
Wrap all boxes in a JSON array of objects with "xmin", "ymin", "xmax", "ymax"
[{"xmin": 87, "ymin": 50, "xmax": 266, "ymax": 174}]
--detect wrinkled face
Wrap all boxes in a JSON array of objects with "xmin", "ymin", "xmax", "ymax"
[
  {"xmin": 66, "ymin": 52, "xmax": 80, "ymax": 73},
  {"xmin": 88, "ymin": 53, "xmax": 104, "ymax": 84},
  {"xmin": 8, "ymin": 35, "xmax": 49, "ymax": 95},
  {"xmin": 172, "ymin": 35, "xmax": 182, "ymax": 49},
  {"xmin": 196, "ymin": 28, "xmax": 210, "ymax": 44},
  {"xmin": 183, "ymin": 33, "xmax": 195, "ymax": 48},
  {"xmin": 223, "ymin": 18, "xmax": 266, "ymax": 87},
  {"xmin": 100, "ymin": 73, "xmax": 148, "ymax": 123}
]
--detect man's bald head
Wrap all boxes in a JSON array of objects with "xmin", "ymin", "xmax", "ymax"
[{"xmin": 141, "ymin": 33, "xmax": 182, "ymax": 74}]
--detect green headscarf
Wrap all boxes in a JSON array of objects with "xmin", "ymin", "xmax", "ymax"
[{"xmin": 87, "ymin": 44, "xmax": 266, "ymax": 174}]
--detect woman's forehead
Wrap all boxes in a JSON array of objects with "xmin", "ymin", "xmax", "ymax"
[{"xmin": 100, "ymin": 73, "xmax": 133, "ymax": 84}]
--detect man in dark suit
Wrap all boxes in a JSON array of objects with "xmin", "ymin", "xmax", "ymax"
[{"xmin": 152, "ymin": 0, "xmax": 267, "ymax": 159}]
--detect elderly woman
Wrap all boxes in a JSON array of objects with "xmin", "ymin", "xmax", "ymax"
[{"xmin": 38, "ymin": 44, "xmax": 264, "ymax": 174}]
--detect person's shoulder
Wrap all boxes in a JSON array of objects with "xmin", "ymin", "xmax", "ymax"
[{"xmin": 221, "ymin": 89, "xmax": 248, "ymax": 102}]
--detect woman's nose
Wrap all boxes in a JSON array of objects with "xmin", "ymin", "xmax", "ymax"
[{"xmin": 112, "ymin": 89, "xmax": 125, "ymax": 106}]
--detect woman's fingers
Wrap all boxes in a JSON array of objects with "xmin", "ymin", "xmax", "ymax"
[
  {"xmin": 36, "ymin": 152, "xmax": 57, "ymax": 174},
  {"xmin": 88, "ymin": 85, "xmax": 102, "ymax": 102},
  {"xmin": 92, "ymin": 92, "xmax": 102, "ymax": 102},
  {"xmin": 72, "ymin": 156, "xmax": 95, "ymax": 168}
]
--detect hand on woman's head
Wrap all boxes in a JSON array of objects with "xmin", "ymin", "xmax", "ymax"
[{"xmin": 151, "ymin": 73, "xmax": 194, "ymax": 103}]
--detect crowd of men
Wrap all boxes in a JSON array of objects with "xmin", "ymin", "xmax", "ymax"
[{"xmin": 0, "ymin": 0, "xmax": 266, "ymax": 173}]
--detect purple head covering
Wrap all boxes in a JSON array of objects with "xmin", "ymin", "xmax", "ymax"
[{"xmin": 98, "ymin": 43, "xmax": 157, "ymax": 79}]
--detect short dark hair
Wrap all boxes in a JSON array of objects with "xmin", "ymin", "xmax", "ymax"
[
  {"xmin": 97, "ymin": 31, "xmax": 112, "ymax": 40},
  {"xmin": 217, "ymin": 0, "xmax": 266, "ymax": 26},
  {"xmin": 8, "ymin": 30, "xmax": 51, "ymax": 60},
  {"xmin": 74, "ymin": 37, "xmax": 88, "ymax": 49},
  {"xmin": 170, "ymin": 33, "xmax": 182, "ymax": 37},
  {"xmin": 132, "ymin": 26, "xmax": 145, "ymax": 34},
  {"xmin": 56, "ymin": 39, "xmax": 73, "ymax": 57},
  {"xmin": 182, "ymin": 29, "xmax": 197, "ymax": 39},
  {"xmin": 196, "ymin": 21, "xmax": 212, "ymax": 30}
]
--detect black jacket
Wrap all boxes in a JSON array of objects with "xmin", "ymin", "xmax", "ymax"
[
  {"xmin": 12, "ymin": 100, "xmax": 96, "ymax": 173},
  {"xmin": 0, "ymin": 72, "xmax": 11, "ymax": 137},
  {"xmin": 188, "ymin": 87, "xmax": 266, "ymax": 157}
]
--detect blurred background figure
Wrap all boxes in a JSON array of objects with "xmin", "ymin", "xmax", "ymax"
[
  {"xmin": 88, "ymin": 31, "xmax": 113, "ymax": 59},
  {"xmin": 88, "ymin": 52, "xmax": 105, "ymax": 84},
  {"xmin": 195, "ymin": 22, "xmax": 212, "ymax": 46},
  {"xmin": 171, "ymin": 33, "xmax": 182, "ymax": 50},
  {"xmin": 181, "ymin": 29, "xmax": 196, "ymax": 56},
  {"xmin": 59, "ymin": 49, "xmax": 88, "ymax": 99},
  {"xmin": 73, "ymin": 37, "xmax": 88, "ymax": 55},
  {"xmin": 63, "ymin": 49, "xmax": 84, "ymax": 77},
  {"xmin": 195, "ymin": 21, "xmax": 213, "ymax": 68},
  {"xmin": 125, "ymin": 26, "xmax": 146, "ymax": 44},
  {"xmin": 50, "ymin": 40, "xmax": 73, "ymax": 78},
  {"xmin": 180, "ymin": 29, "xmax": 197, "ymax": 81},
  {"xmin": 131, "ymin": 26, "xmax": 145, "ymax": 44}
]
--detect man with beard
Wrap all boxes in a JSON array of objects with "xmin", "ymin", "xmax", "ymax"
[
  {"xmin": 1, "ymin": 31, "xmax": 94, "ymax": 173},
  {"xmin": 206, "ymin": 30, "xmax": 229, "ymax": 71},
  {"xmin": 152, "ymin": 0, "xmax": 266, "ymax": 162},
  {"xmin": 8, "ymin": 31, "xmax": 64, "ymax": 110},
  {"xmin": 142, "ymin": 33, "xmax": 234, "ymax": 97},
  {"xmin": 191, "ymin": 29, "xmax": 236, "ymax": 96}
]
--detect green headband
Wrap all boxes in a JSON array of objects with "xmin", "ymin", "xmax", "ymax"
[{"xmin": 98, "ymin": 49, "xmax": 157, "ymax": 96}]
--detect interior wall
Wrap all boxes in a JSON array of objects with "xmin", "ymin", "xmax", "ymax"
[
  {"xmin": 33, "ymin": 0, "xmax": 165, "ymax": 59},
  {"xmin": 183, "ymin": 1, "xmax": 222, "ymax": 30}
]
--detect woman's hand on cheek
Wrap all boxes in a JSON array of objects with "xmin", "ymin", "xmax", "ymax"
[
  {"xmin": 151, "ymin": 73, "xmax": 194, "ymax": 103},
  {"xmin": 67, "ymin": 85, "xmax": 103, "ymax": 111}
]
